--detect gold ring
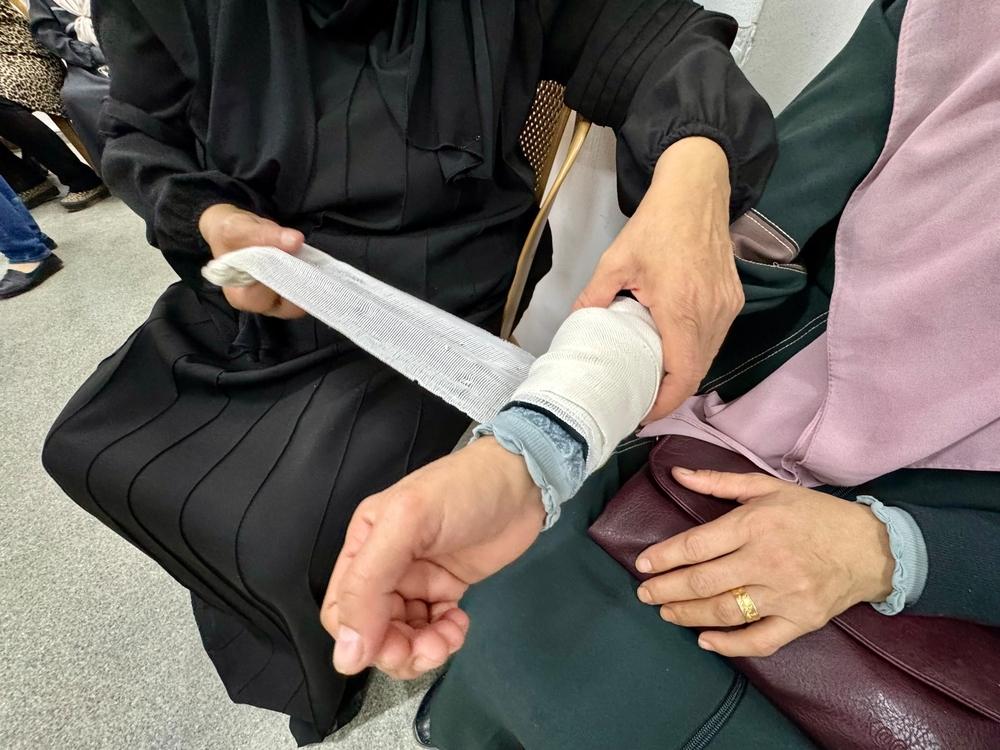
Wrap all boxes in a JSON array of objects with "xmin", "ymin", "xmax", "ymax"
[{"xmin": 731, "ymin": 587, "xmax": 761, "ymax": 624}]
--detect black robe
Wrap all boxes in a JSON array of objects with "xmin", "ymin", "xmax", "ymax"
[{"xmin": 42, "ymin": 0, "xmax": 777, "ymax": 743}]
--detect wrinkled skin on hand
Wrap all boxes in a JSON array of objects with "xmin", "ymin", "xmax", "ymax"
[
  {"xmin": 575, "ymin": 137, "xmax": 744, "ymax": 422},
  {"xmin": 635, "ymin": 468, "xmax": 896, "ymax": 657}
]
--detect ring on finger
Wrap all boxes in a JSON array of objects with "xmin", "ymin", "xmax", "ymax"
[{"xmin": 730, "ymin": 587, "xmax": 761, "ymax": 624}]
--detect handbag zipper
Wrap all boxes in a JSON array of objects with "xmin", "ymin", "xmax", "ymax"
[{"xmin": 679, "ymin": 673, "xmax": 748, "ymax": 750}]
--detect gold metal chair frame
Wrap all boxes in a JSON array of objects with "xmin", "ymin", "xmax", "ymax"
[
  {"xmin": 503, "ymin": 81, "xmax": 592, "ymax": 341},
  {"xmin": 9, "ymin": 0, "xmax": 98, "ymax": 169}
]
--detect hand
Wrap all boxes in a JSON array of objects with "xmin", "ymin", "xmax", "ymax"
[
  {"xmin": 575, "ymin": 137, "xmax": 743, "ymax": 421},
  {"xmin": 198, "ymin": 203, "xmax": 307, "ymax": 318},
  {"xmin": 634, "ymin": 469, "xmax": 895, "ymax": 658},
  {"xmin": 321, "ymin": 438, "xmax": 545, "ymax": 679}
]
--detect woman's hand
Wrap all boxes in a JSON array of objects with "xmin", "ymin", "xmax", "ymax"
[
  {"xmin": 575, "ymin": 137, "xmax": 742, "ymax": 422},
  {"xmin": 635, "ymin": 469, "xmax": 895, "ymax": 658},
  {"xmin": 321, "ymin": 438, "xmax": 545, "ymax": 680},
  {"xmin": 198, "ymin": 203, "xmax": 307, "ymax": 318}
]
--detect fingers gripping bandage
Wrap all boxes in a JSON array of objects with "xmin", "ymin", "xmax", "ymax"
[{"xmin": 204, "ymin": 246, "xmax": 662, "ymax": 474}]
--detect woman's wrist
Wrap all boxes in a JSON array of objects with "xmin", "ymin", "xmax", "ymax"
[
  {"xmin": 469, "ymin": 437, "xmax": 546, "ymax": 529},
  {"xmin": 844, "ymin": 499, "xmax": 897, "ymax": 604},
  {"xmin": 856, "ymin": 496, "xmax": 929, "ymax": 614},
  {"xmin": 651, "ymin": 137, "xmax": 731, "ymax": 204},
  {"xmin": 640, "ymin": 137, "xmax": 732, "ymax": 253},
  {"xmin": 473, "ymin": 408, "xmax": 583, "ymax": 530}
]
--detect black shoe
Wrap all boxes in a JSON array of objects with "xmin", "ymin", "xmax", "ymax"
[
  {"xmin": 413, "ymin": 673, "xmax": 446, "ymax": 748},
  {"xmin": 60, "ymin": 184, "xmax": 109, "ymax": 212},
  {"xmin": 0, "ymin": 254, "xmax": 63, "ymax": 299},
  {"xmin": 18, "ymin": 181, "xmax": 60, "ymax": 209}
]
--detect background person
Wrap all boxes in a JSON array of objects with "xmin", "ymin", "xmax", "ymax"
[
  {"xmin": 0, "ymin": 174, "xmax": 61, "ymax": 298},
  {"xmin": 0, "ymin": 2, "xmax": 107, "ymax": 210},
  {"xmin": 29, "ymin": 0, "xmax": 110, "ymax": 168}
]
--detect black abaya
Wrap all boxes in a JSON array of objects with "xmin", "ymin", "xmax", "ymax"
[{"xmin": 43, "ymin": 0, "xmax": 777, "ymax": 742}]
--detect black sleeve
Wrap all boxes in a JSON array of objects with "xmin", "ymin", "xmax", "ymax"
[
  {"xmin": 857, "ymin": 468, "xmax": 1000, "ymax": 626},
  {"xmin": 95, "ymin": 0, "xmax": 272, "ymax": 283},
  {"xmin": 541, "ymin": 0, "xmax": 777, "ymax": 218},
  {"xmin": 897, "ymin": 505, "xmax": 1000, "ymax": 626},
  {"xmin": 29, "ymin": 0, "xmax": 101, "ymax": 69}
]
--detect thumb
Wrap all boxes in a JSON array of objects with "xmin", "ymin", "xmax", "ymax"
[
  {"xmin": 221, "ymin": 212, "xmax": 304, "ymax": 255},
  {"xmin": 573, "ymin": 260, "xmax": 628, "ymax": 311},
  {"xmin": 331, "ymin": 500, "xmax": 422, "ymax": 675},
  {"xmin": 671, "ymin": 468, "xmax": 779, "ymax": 503},
  {"xmin": 248, "ymin": 219, "xmax": 303, "ymax": 254}
]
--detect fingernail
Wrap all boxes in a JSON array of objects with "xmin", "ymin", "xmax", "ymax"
[
  {"xmin": 637, "ymin": 586, "xmax": 652, "ymax": 604},
  {"xmin": 636, "ymin": 557, "xmax": 652, "ymax": 574},
  {"xmin": 412, "ymin": 656, "xmax": 435, "ymax": 674},
  {"xmin": 698, "ymin": 635, "xmax": 715, "ymax": 652},
  {"xmin": 281, "ymin": 230, "xmax": 299, "ymax": 247},
  {"xmin": 660, "ymin": 606, "xmax": 675, "ymax": 622},
  {"xmin": 674, "ymin": 467, "xmax": 694, "ymax": 476},
  {"xmin": 333, "ymin": 626, "xmax": 362, "ymax": 673}
]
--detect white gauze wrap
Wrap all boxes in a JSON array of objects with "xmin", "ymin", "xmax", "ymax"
[
  {"xmin": 510, "ymin": 298, "xmax": 661, "ymax": 471},
  {"xmin": 203, "ymin": 246, "xmax": 661, "ymax": 471}
]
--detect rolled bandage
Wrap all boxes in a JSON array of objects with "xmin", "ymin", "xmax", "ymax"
[
  {"xmin": 509, "ymin": 297, "xmax": 662, "ymax": 473},
  {"xmin": 203, "ymin": 245, "xmax": 535, "ymax": 425}
]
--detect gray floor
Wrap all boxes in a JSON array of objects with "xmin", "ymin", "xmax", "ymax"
[{"xmin": 0, "ymin": 196, "xmax": 434, "ymax": 749}]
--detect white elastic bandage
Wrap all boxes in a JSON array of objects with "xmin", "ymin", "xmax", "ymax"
[
  {"xmin": 203, "ymin": 245, "xmax": 534, "ymax": 424},
  {"xmin": 510, "ymin": 298, "xmax": 661, "ymax": 471},
  {"xmin": 203, "ymin": 246, "xmax": 662, "ymax": 471}
]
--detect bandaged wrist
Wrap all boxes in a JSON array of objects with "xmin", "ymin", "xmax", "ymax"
[
  {"xmin": 473, "ymin": 407, "xmax": 587, "ymax": 530},
  {"xmin": 509, "ymin": 297, "xmax": 662, "ymax": 473},
  {"xmin": 856, "ymin": 496, "xmax": 929, "ymax": 615}
]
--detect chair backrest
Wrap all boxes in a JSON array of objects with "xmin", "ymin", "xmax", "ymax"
[
  {"xmin": 520, "ymin": 80, "xmax": 573, "ymax": 204},
  {"xmin": 503, "ymin": 82, "xmax": 591, "ymax": 340}
]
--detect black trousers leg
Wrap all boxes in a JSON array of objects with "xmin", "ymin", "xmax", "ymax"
[
  {"xmin": 0, "ymin": 98, "xmax": 100, "ymax": 192},
  {"xmin": 62, "ymin": 68, "xmax": 110, "ymax": 172},
  {"xmin": 0, "ymin": 143, "xmax": 48, "ymax": 192}
]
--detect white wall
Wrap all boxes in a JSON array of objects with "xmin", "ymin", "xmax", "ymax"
[
  {"xmin": 514, "ymin": 0, "xmax": 875, "ymax": 354},
  {"xmin": 742, "ymin": 0, "xmax": 872, "ymax": 114}
]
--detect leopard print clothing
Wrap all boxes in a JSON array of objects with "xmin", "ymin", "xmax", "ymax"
[{"xmin": 0, "ymin": 4, "xmax": 64, "ymax": 115}]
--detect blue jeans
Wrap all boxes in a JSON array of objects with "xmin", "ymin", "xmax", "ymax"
[{"xmin": 0, "ymin": 177, "xmax": 51, "ymax": 263}]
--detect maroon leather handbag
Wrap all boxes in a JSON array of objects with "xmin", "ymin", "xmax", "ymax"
[{"xmin": 589, "ymin": 435, "xmax": 1000, "ymax": 749}]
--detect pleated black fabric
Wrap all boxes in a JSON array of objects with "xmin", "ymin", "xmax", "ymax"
[
  {"xmin": 44, "ymin": 282, "xmax": 474, "ymax": 738},
  {"xmin": 47, "ymin": 0, "xmax": 778, "ymax": 742}
]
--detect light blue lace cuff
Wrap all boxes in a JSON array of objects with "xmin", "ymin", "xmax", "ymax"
[
  {"xmin": 473, "ymin": 407, "xmax": 587, "ymax": 530},
  {"xmin": 856, "ymin": 496, "xmax": 929, "ymax": 615}
]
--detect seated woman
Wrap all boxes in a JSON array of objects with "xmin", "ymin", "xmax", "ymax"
[
  {"xmin": 0, "ymin": 2, "xmax": 107, "ymax": 211},
  {"xmin": 323, "ymin": 1, "xmax": 1000, "ymax": 747},
  {"xmin": 42, "ymin": 0, "xmax": 776, "ymax": 743},
  {"xmin": 29, "ymin": 0, "xmax": 112, "ymax": 168}
]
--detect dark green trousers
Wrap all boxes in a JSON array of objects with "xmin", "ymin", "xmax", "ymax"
[{"xmin": 427, "ymin": 440, "xmax": 814, "ymax": 750}]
